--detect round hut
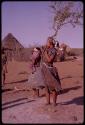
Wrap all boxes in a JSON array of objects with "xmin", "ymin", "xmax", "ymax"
[{"xmin": 2, "ymin": 33, "xmax": 24, "ymax": 61}]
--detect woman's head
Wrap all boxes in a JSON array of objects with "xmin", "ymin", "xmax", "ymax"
[
  {"xmin": 33, "ymin": 48, "xmax": 39, "ymax": 52},
  {"xmin": 33, "ymin": 47, "xmax": 41, "ymax": 54},
  {"xmin": 36, "ymin": 47, "xmax": 41, "ymax": 52},
  {"xmin": 46, "ymin": 37, "xmax": 55, "ymax": 48}
]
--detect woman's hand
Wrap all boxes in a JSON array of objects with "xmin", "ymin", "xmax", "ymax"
[
  {"xmin": 44, "ymin": 50, "xmax": 48, "ymax": 57},
  {"xmin": 45, "ymin": 51, "xmax": 53, "ymax": 63}
]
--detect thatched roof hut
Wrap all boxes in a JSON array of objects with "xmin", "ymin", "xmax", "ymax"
[
  {"xmin": 2, "ymin": 33, "xmax": 24, "ymax": 51},
  {"xmin": 2, "ymin": 33, "xmax": 24, "ymax": 61}
]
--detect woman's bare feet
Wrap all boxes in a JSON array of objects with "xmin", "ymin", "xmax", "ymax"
[
  {"xmin": 52, "ymin": 103, "xmax": 57, "ymax": 106},
  {"xmin": 45, "ymin": 102, "xmax": 51, "ymax": 105}
]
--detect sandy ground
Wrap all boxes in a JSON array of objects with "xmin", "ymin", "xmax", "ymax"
[{"xmin": 2, "ymin": 57, "xmax": 84, "ymax": 124}]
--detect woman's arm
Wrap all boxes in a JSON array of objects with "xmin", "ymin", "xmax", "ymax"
[{"xmin": 45, "ymin": 51, "xmax": 54, "ymax": 63}]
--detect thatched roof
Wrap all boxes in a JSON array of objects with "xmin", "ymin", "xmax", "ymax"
[{"xmin": 2, "ymin": 33, "xmax": 24, "ymax": 50}]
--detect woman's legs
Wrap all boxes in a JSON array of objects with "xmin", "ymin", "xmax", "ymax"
[
  {"xmin": 2, "ymin": 71, "xmax": 5, "ymax": 86},
  {"xmin": 33, "ymin": 88, "xmax": 39, "ymax": 97},
  {"xmin": 45, "ymin": 87, "xmax": 50, "ymax": 104},
  {"xmin": 52, "ymin": 90, "xmax": 57, "ymax": 106},
  {"xmin": 35, "ymin": 89, "xmax": 39, "ymax": 97},
  {"xmin": 45, "ymin": 88, "xmax": 58, "ymax": 105},
  {"xmin": 2, "ymin": 66, "xmax": 6, "ymax": 86},
  {"xmin": 5, "ymin": 64, "xmax": 8, "ymax": 73}
]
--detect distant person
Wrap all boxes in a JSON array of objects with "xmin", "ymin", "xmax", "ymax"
[
  {"xmin": 2, "ymin": 48, "xmax": 8, "ymax": 85},
  {"xmin": 28, "ymin": 47, "xmax": 44, "ymax": 97},
  {"xmin": 58, "ymin": 47, "xmax": 65, "ymax": 61},
  {"xmin": 41, "ymin": 37, "xmax": 62, "ymax": 106},
  {"xmin": 56, "ymin": 41, "xmax": 59, "ymax": 48}
]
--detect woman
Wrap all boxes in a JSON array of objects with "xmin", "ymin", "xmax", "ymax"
[
  {"xmin": 2, "ymin": 49, "xmax": 8, "ymax": 86},
  {"xmin": 28, "ymin": 47, "xmax": 45, "ymax": 97},
  {"xmin": 41, "ymin": 37, "xmax": 62, "ymax": 106},
  {"xmin": 30, "ymin": 47, "xmax": 41, "ymax": 73}
]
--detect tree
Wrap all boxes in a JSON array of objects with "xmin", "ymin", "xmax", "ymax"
[{"xmin": 50, "ymin": 1, "xmax": 83, "ymax": 40}]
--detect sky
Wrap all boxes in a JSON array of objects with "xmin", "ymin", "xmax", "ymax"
[{"xmin": 1, "ymin": 1, "xmax": 83, "ymax": 48}]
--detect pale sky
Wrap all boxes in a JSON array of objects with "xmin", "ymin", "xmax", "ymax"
[{"xmin": 1, "ymin": 1, "xmax": 83, "ymax": 48}]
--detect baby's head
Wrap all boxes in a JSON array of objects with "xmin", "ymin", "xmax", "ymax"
[{"xmin": 46, "ymin": 37, "xmax": 55, "ymax": 48}]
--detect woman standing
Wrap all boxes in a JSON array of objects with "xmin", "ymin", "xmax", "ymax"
[
  {"xmin": 28, "ymin": 47, "xmax": 45, "ymax": 97},
  {"xmin": 41, "ymin": 37, "xmax": 62, "ymax": 106},
  {"xmin": 2, "ymin": 48, "xmax": 8, "ymax": 86}
]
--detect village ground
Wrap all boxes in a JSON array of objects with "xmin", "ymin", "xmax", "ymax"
[{"xmin": 2, "ymin": 57, "xmax": 84, "ymax": 124}]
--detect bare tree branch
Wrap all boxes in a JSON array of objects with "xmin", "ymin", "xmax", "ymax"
[{"xmin": 50, "ymin": 1, "xmax": 83, "ymax": 40}]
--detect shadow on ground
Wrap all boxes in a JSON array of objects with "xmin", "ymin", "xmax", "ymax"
[
  {"xmin": 5, "ymin": 79, "xmax": 28, "ymax": 84},
  {"xmin": 2, "ymin": 98, "xmax": 35, "ymax": 110},
  {"xmin": 61, "ymin": 96, "xmax": 84, "ymax": 106},
  {"xmin": 2, "ymin": 88, "xmax": 14, "ymax": 92},
  {"xmin": 18, "ymin": 71, "xmax": 28, "ymax": 75},
  {"xmin": 60, "ymin": 75, "xmax": 83, "ymax": 80},
  {"xmin": 60, "ymin": 85, "xmax": 81, "ymax": 95}
]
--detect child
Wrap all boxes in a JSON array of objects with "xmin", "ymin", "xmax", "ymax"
[
  {"xmin": 2, "ymin": 49, "xmax": 8, "ymax": 86},
  {"xmin": 30, "ymin": 47, "xmax": 41, "ymax": 73},
  {"xmin": 28, "ymin": 47, "xmax": 42, "ymax": 97}
]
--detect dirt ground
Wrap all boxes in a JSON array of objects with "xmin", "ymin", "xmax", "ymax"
[{"xmin": 2, "ymin": 57, "xmax": 84, "ymax": 124}]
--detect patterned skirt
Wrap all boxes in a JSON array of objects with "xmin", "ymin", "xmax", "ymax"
[
  {"xmin": 41, "ymin": 63, "xmax": 62, "ymax": 92},
  {"xmin": 28, "ymin": 66, "xmax": 45, "ymax": 90},
  {"xmin": 28, "ymin": 63, "xmax": 62, "ymax": 92}
]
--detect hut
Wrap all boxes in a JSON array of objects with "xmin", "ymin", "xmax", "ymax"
[{"xmin": 2, "ymin": 33, "xmax": 24, "ymax": 61}]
